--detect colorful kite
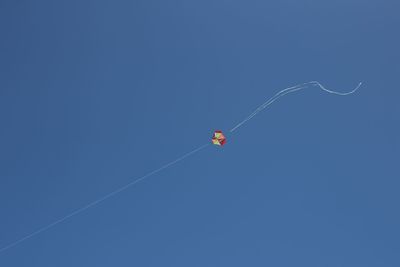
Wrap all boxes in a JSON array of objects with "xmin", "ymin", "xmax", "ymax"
[
  {"xmin": 0, "ymin": 80, "xmax": 361, "ymax": 253},
  {"xmin": 212, "ymin": 130, "xmax": 226, "ymax": 146}
]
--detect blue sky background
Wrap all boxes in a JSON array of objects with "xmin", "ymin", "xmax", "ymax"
[{"xmin": 0, "ymin": 0, "xmax": 399, "ymax": 266}]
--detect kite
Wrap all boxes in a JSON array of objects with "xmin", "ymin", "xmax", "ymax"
[
  {"xmin": 211, "ymin": 130, "xmax": 226, "ymax": 146},
  {"xmin": 0, "ymin": 80, "xmax": 362, "ymax": 253}
]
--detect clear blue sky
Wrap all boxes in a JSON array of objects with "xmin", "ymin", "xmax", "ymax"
[{"xmin": 1, "ymin": 0, "xmax": 399, "ymax": 266}]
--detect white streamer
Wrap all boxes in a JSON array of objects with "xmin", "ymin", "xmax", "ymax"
[{"xmin": 230, "ymin": 81, "xmax": 362, "ymax": 132}]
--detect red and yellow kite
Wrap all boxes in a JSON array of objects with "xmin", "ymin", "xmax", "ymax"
[{"xmin": 211, "ymin": 130, "xmax": 226, "ymax": 146}]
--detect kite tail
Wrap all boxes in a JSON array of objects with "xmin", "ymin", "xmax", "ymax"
[{"xmin": 229, "ymin": 81, "xmax": 362, "ymax": 132}]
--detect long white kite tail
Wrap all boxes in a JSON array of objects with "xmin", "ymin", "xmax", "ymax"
[{"xmin": 229, "ymin": 81, "xmax": 362, "ymax": 133}]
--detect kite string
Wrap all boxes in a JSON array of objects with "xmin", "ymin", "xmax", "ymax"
[
  {"xmin": 0, "ymin": 143, "xmax": 209, "ymax": 253},
  {"xmin": 229, "ymin": 81, "xmax": 362, "ymax": 132}
]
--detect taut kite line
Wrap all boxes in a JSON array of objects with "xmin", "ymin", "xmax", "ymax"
[{"xmin": 0, "ymin": 80, "xmax": 361, "ymax": 253}]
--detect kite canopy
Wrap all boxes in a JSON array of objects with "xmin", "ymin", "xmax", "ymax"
[{"xmin": 212, "ymin": 130, "xmax": 226, "ymax": 146}]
